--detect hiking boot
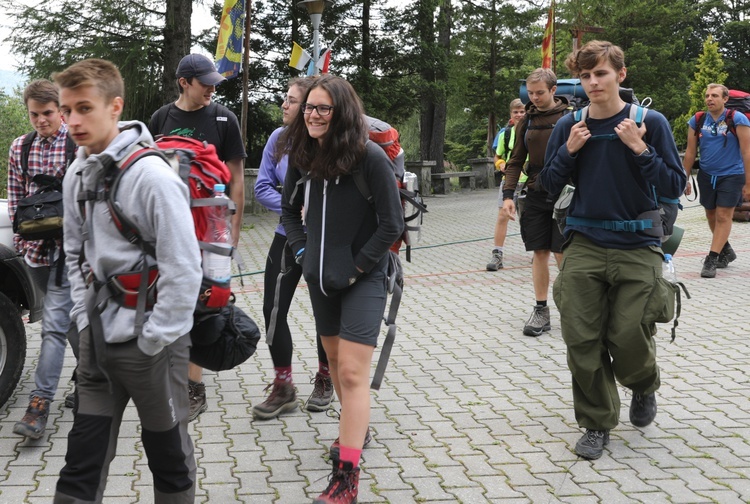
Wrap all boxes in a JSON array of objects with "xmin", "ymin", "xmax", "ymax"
[
  {"xmin": 305, "ymin": 372, "xmax": 334, "ymax": 412},
  {"xmin": 64, "ymin": 392, "xmax": 76, "ymax": 409},
  {"xmin": 523, "ymin": 305, "xmax": 551, "ymax": 337},
  {"xmin": 575, "ymin": 429, "xmax": 610, "ymax": 460},
  {"xmin": 486, "ymin": 250, "xmax": 503, "ymax": 271},
  {"xmin": 188, "ymin": 381, "xmax": 207, "ymax": 422},
  {"xmin": 64, "ymin": 382, "xmax": 77, "ymax": 409},
  {"xmin": 717, "ymin": 243, "xmax": 737, "ymax": 268},
  {"xmin": 313, "ymin": 460, "xmax": 360, "ymax": 504},
  {"xmin": 329, "ymin": 428, "xmax": 373, "ymax": 463},
  {"xmin": 701, "ymin": 255, "xmax": 717, "ymax": 278},
  {"xmin": 13, "ymin": 396, "xmax": 51, "ymax": 439},
  {"xmin": 252, "ymin": 380, "xmax": 297, "ymax": 420},
  {"xmin": 630, "ymin": 392, "xmax": 657, "ymax": 427}
]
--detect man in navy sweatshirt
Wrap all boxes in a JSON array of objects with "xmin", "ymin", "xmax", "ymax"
[{"xmin": 539, "ymin": 41, "xmax": 685, "ymax": 461}]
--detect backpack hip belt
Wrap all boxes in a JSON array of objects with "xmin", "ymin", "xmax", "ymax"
[{"xmin": 566, "ymin": 209, "xmax": 663, "ymax": 236}]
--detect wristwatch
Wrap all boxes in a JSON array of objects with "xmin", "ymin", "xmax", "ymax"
[{"xmin": 637, "ymin": 147, "xmax": 651, "ymax": 157}]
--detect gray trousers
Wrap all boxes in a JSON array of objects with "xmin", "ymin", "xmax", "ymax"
[{"xmin": 54, "ymin": 329, "xmax": 195, "ymax": 503}]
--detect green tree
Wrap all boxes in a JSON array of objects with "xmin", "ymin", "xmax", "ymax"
[
  {"xmin": 556, "ymin": 0, "xmax": 697, "ymax": 121},
  {"xmin": 0, "ymin": 89, "xmax": 30, "ymax": 199},
  {"xmin": 452, "ymin": 0, "xmax": 541, "ymax": 157},
  {"xmin": 2, "ymin": 0, "xmax": 166, "ymax": 122},
  {"xmin": 673, "ymin": 35, "xmax": 727, "ymax": 147}
]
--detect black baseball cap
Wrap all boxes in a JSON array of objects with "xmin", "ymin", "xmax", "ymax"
[{"xmin": 175, "ymin": 54, "xmax": 226, "ymax": 86}]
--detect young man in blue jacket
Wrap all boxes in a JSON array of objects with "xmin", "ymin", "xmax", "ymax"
[{"xmin": 539, "ymin": 41, "xmax": 686, "ymax": 460}]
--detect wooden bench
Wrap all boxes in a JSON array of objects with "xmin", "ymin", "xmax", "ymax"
[{"xmin": 431, "ymin": 171, "xmax": 479, "ymax": 194}]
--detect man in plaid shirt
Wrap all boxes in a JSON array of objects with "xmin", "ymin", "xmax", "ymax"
[{"xmin": 7, "ymin": 79, "xmax": 77, "ymax": 439}]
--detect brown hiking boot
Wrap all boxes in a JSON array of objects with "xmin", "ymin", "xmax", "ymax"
[
  {"xmin": 305, "ymin": 372, "xmax": 334, "ymax": 412},
  {"xmin": 252, "ymin": 380, "xmax": 297, "ymax": 420},
  {"xmin": 313, "ymin": 460, "xmax": 360, "ymax": 504},
  {"xmin": 13, "ymin": 396, "xmax": 51, "ymax": 439},
  {"xmin": 188, "ymin": 381, "xmax": 207, "ymax": 422}
]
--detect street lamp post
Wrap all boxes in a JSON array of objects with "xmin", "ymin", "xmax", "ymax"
[{"xmin": 297, "ymin": 0, "xmax": 333, "ymax": 76}]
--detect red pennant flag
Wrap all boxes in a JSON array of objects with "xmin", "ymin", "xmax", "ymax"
[{"xmin": 541, "ymin": 4, "xmax": 554, "ymax": 69}]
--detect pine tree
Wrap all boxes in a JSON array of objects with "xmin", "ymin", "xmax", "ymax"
[{"xmin": 673, "ymin": 36, "xmax": 727, "ymax": 147}]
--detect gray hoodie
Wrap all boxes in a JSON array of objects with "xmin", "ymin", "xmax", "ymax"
[{"xmin": 63, "ymin": 121, "xmax": 202, "ymax": 356}]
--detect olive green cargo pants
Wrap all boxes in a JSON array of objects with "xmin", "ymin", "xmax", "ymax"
[{"xmin": 553, "ymin": 234, "xmax": 668, "ymax": 430}]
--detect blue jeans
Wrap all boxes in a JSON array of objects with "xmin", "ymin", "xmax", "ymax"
[{"xmin": 27, "ymin": 260, "xmax": 74, "ymax": 402}]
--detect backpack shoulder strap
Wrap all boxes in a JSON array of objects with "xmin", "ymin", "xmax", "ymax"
[
  {"xmin": 212, "ymin": 102, "xmax": 227, "ymax": 152},
  {"xmin": 694, "ymin": 111, "xmax": 706, "ymax": 137},
  {"xmin": 503, "ymin": 126, "xmax": 512, "ymax": 155},
  {"xmin": 64, "ymin": 134, "xmax": 77, "ymax": 169},
  {"xmin": 629, "ymin": 104, "xmax": 648, "ymax": 127},
  {"xmin": 726, "ymin": 109, "xmax": 737, "ymax": 137},
  {"xmin": 20, "ymin": 130, "xmax": 38, "ymax": 179},
  {"xmin": 353, "ymin": 142, "xmax": 374, "ymax": 204},
  {"xmin": 107, "ymin": 147, "xmax": 168, "ymax": 258},
  {"xmin": 157, "ymin": 103, "xmax": 173, "ymax": 136},
  {"xmin": 573, "ymin": 106, "xmax": 589, "ymax": 123},
  {"xmin": 352, "ymin": 167, "xmax": 372, "ymax": 204}
]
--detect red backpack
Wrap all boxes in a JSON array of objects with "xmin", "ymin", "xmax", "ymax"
[
  {"xmin": 103, "ymin": 135, "xmax": 235, "ymax": 321},
  {"xmin": 359, "ymin": 116, "xmax": 427, "ymax": 262}
]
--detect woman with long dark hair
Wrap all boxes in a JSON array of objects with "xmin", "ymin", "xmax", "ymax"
[
  {"xmin": 253, "ymin": 77, "xmax": 333, "ymax": 420},
  {"xmin": 281, "ymin": 75, "xmax": 403, "ymax": 503}
]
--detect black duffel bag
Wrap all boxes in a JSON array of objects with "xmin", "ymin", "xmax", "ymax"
[{"xmin": 190, "ymin": 303, "xmax": 260, "ymax": 371}]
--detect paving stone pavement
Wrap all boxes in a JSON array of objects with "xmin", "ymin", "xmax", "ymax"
[{"xmin": 1, "ymin": 187, "xmax": 750, "ymax": 503}]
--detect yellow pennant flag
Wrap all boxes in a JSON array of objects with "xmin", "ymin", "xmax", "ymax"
[{"xmin": 289, "ymin": 42, "xmax": 312, "ymax": 71}]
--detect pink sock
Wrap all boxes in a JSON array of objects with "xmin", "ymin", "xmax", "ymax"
[
  {"xmin": 274, "ymin": 366, "xmax": 293, "ymax": 383},
  {"xmin": 319, "ymin": 362, "xmax": 330, "ymax": 377},
  {"xmin": 338, "ymin": 445, "xmax": 362, "ymax": 468}
]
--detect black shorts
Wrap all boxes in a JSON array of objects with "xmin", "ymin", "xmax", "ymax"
[
  {"xmin": 308, "ymin": 269, "xmax": 388, "ymax": 347},
  {"xmin": 519, "ymin": 189, "xmax": 564, "ymax": 253},
  {"xmin": 697, "ymin": 170, "xmax": 744, "ymax": 210}
]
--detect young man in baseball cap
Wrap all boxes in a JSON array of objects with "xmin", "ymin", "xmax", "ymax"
[{"xmin": 149, "ymin": 53, "xmax": 247, "ymax": 422}]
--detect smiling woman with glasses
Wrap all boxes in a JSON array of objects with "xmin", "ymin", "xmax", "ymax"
[
  {"xmin": 280, "ymin": 74, "xmax": 403, "ymax": 504},
  {"xmin": 253, "ymin": 76, "xmax": 335, "ymax": 423}
]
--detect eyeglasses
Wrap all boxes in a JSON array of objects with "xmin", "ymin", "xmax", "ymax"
[
  {"xmin": 283, "ymin": 95, "xmax": 300, "ymax": 106},
  {"xmin": 302, "ymin": 103, "xmax": 334, "ymax": 116}
]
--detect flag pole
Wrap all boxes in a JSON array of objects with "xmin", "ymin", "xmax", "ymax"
[
  {"xmin": 240, "ymin": 0, "xmax": 251, "ymax": 146},
  {"xmin": 552, "ymin": 0, "xmax": 556, "ymax": 73}
]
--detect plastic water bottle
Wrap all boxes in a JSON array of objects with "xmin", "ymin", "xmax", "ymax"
[
  {"xmin": 202, "ymin": 183, "xmax": 233, "ymax": 282},
  {"xmin": 662, "ymin": 254, "xmax": 677, "ymax": 283}
]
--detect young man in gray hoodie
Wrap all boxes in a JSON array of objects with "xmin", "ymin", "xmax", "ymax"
[{"xmin": 54, "ymin": 59, "xmax": 202, "ymax": 503}]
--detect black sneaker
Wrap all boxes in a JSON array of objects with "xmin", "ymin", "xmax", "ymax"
[
  {"xmin": 717, "ymin": 243, "xmax": 737, "ymax": 268},
  {"xmin": 575, "ymin": 429, "xmax": 610, "ymax": 460},
  {"xmin": 64, "ymin": 392, "xmax": 76, "ymax": 409},
  {"xmin": 523, "ymin": 305, "xmax": 551, "ymax": 337},
  {"xmin": 486, "ymin": 250, "xmax": 503, "ymax": 271},
  {"xmin": 630, "ymin": 392, "xmax": 657, "ymax": 427},
  {"xmin": 701, "ymin": 255, "xmax": 717, "ymax": 278},
  {"xmin": 305, "ymin": 372, "xmax": 334, "ymax": 412}
]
